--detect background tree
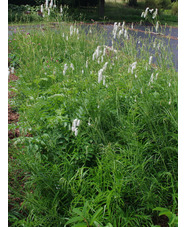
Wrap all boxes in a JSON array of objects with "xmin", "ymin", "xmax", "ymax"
[
  {"xmin": 128, "ymin": 0, "xmax": 137, "ymax": 6},
  {"xmin": 98, "ymin": 0, "xmax": 105, "ymax": 18}
]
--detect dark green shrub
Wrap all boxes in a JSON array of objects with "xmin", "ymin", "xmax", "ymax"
[
  {"xmin": 171, "ymin": 1, "xmax": 178, "ymax": 15},
  {"xmin": 145, "ymin": 0, "xmax": 171, "ymax": 9},
  {"xmin": 156, "ymin": 0, "xmax": 171, "ymax": 8},
  {"xmin": 57, "ymin": 0, "xmax": 98, "ymax": 7},
  {"xmin": 8, "ymin": 0, "xmax": 36, "ymax": 6},
  {"xmin": 128, "ymin": 0, "xmax": 137, "ymax": 6},
  {"xmin": 145, "ymin": 0, "xmax": 157, "ymax": 8}
]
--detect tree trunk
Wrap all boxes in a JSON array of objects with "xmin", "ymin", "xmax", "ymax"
[
  {"xmin": 128, "ymin": 0, "xmax": 137, "ymax": 6},
  {"xmin": 99, "ymin": 0, "xmax": 105, "ymax": 18}
]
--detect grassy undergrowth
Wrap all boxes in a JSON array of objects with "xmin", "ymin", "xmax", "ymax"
[{"xmin": 8, "ymin": 22, "xmax": 177, "ymax": 226}]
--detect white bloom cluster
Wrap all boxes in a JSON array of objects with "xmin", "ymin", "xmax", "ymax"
[
  {"xmin": 98, "ymin": 62, "xmax": 108, "ymax": 85},
  {"xmin": 8, "ymin": 67, "xmax": 14, "ymax": 75},
  {"xmin": 45, "ymin": 0, "xmax": 49, "ymax": 9},
  {"xmin": 152, "ymin": 8, "xmax": 158, "ymax": 19},
  {"xmin": 63, "ymin": 64, "xmax": 68, "ymax": 75},
  {"xmin": 88, "ymin": 119, "xmax": 91, "ymax": 126},
  {"xmin": 112, "ymin": 22, "xmax": 128, "ymax": 39},
  {"xmin": 49, "ymin": 0, "xmax": 53, "ymax": 8},
  {"xmin": 92, "ymin": 46, "xmax": 101, "ymax": 60},
  {"xmin": 128, "ymin": 62, "xmax": 137, "ymax": 74},
  {"xmin": 150, "ymin": 73, "xmax": 154, "ymax": 83},
  {"xmin": 69, "ymin": 25, "xmax": 79, "ymax": 36},
  {"xmin": 148, "ymin": 73, "xmax": 156, "ymax": 86},
  {"xmin": 113, "ymin": 22, "xmax": 119, "ymax": 39},
  {"xmin": 141, "ymin": 7, "xmax": 149, "ymax": 18},
  {"xmin": 93, "ymin": 45, "xmax": 118, "ymax": 65},
  {"xmin": 155, "ymin": 21, "xmax": 159, "ymax": 32},
  {"xmin": 104, "ymin": 45, "xmax": 117, "ymax": 53},
  {"xmin": 86, "ymin": 60, "xmax": 88, "ymax": 68},
  {"xmin": 141, "ymin": 7, "xmax": 158, "ymax": 19},
  {"xmin": 60, "ymin": 5, "xmax": 63, "ymax": 13},
  {"xmin": 149, "ymin": 56, "xmax": 153, "ymax": 65},
  {"xmin": 43, "ymin": 0, "xmax": 57, "ymax": 16},
  {"xmin": 70, "ymin": 63, "xmax": 74, "ymax": 71},
  {"xmin": 70, "ymin": 25, "xmax": 73, "ymax": 36},
  {"xmin": 41, "ymin": 4, "xmax": 44, "ymax": 13},
  {"xmin": 72, "ymin": 119, "xmax": 81, "ymax": 136}
]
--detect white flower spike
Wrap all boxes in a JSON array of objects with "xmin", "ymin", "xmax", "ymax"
[{"xmin": 149, "ymin": 56, "xmax": 153, "ymax": 65}]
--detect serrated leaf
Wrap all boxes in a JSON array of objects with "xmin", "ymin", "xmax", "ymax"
[
  {"xmin": 65, "ymin": 216, "xmax": 84, "ymax": 225},
  {"xmin": 72, "ymin": 208, "xmax": 84, "ymax": 217}
]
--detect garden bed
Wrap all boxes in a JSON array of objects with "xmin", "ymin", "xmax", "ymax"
[{"xmin": 8, "ymin": 21, "xmax": 178, "ymax": 226}]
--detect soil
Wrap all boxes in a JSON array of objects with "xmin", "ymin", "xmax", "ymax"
[
  {"xmin": 8, "ymin": 67, "xmax": 28, "ymax": 225},
  {"xmin": 152, "ymin": 214, "xmax": 169, "ymax": 227},
  {"xmin": 8, "ymin": 73, "xmax": 19, "ymax": 139}
]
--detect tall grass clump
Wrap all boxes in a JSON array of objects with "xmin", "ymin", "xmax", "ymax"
[{"xmin": 8, "ymin": 21, "xmax": 177, "ymax": 226}]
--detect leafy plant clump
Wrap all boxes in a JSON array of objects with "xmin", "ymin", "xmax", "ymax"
[{"xmin": 8, "ymin": 21, "xmax": 177, "ymax": 226}]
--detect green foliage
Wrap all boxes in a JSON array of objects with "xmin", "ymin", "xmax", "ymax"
[
  {"xmin": 65, "ymin": 202, "xmax": 105, "ymax": 226},
  {"xmin": 145, "ymin": 0, "xmax": 171, "ymax": 9},
  {"xmin": 171, "ymin": 1, "xmax": 178, "ymax": 15},
  {"xmin": 9, "ymin": 22, "xmax": 177, "ymax": 226}
]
